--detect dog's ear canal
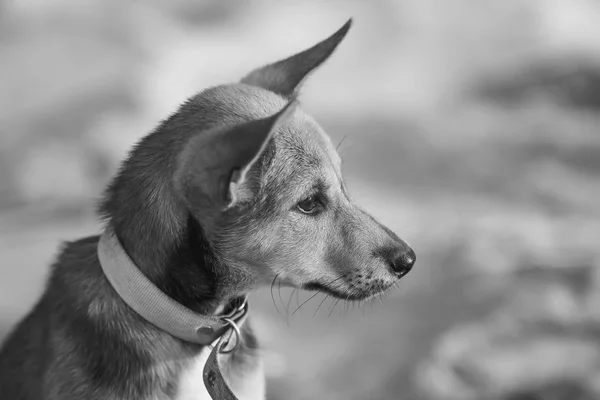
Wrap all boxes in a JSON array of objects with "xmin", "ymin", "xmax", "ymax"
[
  {"xmin": 225, "ymin": 100, "xmax": 298, "ymax": 207},
  {"xmin": 241, "ymin": 18, "xmax": 352, "ymax": 97}
]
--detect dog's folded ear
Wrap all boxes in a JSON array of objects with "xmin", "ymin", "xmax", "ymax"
[
  {"xmin": 175, "ymin": 100, "xmax": 298, "ymax": 212},
  {"xmin": 241, "ymin": 18, "xmax": 352, "ymax": 97}
]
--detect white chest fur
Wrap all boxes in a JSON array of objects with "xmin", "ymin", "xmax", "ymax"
[{"xmin": 174, "ymin": 344, "xmax": 265, "ymax": 400}]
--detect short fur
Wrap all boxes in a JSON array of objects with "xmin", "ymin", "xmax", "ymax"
[{"xmin": 0, "ymin": 19, "xmax": 415, "ymax": 400}]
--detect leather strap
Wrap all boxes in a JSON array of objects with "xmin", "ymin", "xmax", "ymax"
[
  {"xmin": 204, "ymin": 335, "xmax": 243, "ymax": 399},
  {"xmin": 97, "ymin": 228, "xmax": 244, "ymax": 399}
]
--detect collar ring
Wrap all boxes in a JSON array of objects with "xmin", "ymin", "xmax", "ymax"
[{"xmin": 218, "ymin": 317, "xmax": 241, "ymax": 354}]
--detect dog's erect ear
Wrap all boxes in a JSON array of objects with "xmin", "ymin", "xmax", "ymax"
[
  {"xmin": 241, "ymin": 18, "xmax": 352, "ymax": 97},
  {"xmin": 225, "ymin": 100, "xmax": 298, "ymax": 207},
  {"xmin": 175, "ymin": 100, "xmax": 298, "ymax": 212}
]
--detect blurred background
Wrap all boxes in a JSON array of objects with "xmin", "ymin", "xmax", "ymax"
[{"xmin": 1, "ymin": 0, "xmax": 600, "ymax": 399}]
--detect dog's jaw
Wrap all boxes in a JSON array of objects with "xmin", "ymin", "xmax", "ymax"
[{"xmin": 303, "ymin": 278, "xmax": 398, "ymax": 302}]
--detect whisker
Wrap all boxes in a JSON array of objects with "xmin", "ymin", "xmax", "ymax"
[
  {"xmin": 285, "ymin": 288, "xmax": 296, "ymax": 320},
  {"xmin": 336, "ymin": 135, "xmax": 347, "ymax": 151},
  {"xmin": 287, "ymin": 274, "xmax": 349, "ymax": 318},
  {"xmin": 328, "ymin": 299, "xmax": 341, "ymax": 317},
  {"xmin": 292, "ymin": 292, "xmax": 319, "ymax": 315},
  {"xmin": 277, "ymin": 276, "xmax": 285, "ymax": 313},
  {"xmin": 285, "ymin": 288, "xmax": 297, "ymax": 327},
  {"xmin": 323, "ymin": 274, "xmax": 347, "ymax": 290},
  {"xmin": 270, "ymin": 274, "xmax": 281, "ymax": 316},
  {"xmin": 313, "ymin": 294, "xmax": 329, "ymax": 318},
  {"xmin": 286, "ymin": 288, "xmax": 296, "ymax": 314}
]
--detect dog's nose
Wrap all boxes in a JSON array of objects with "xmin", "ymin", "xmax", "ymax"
[{"xmin": 390, "ymin": 247, "xmax": 416, "ymax": 277}]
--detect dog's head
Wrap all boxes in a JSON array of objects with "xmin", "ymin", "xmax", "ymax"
[{"xmin": 174, "ymin": 19, "xmax": 415, "ymax": 301}]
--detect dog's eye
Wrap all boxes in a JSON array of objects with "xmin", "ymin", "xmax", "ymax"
[{"xmin": 297, "ymin": 195, "xmax": 320, "ymax": 214}]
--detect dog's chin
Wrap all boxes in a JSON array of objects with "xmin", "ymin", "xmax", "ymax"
[{"xmin": 302, "ymin": 281, "xmax": 390, "ymax": 301}]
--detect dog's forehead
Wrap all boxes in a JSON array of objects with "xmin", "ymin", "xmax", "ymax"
[
  {"xmin": 276, "ymin": 114, "xmax": 340, "ymax": 167},
  {"xmin": 271, "ymin": 116, "xmax": 344, "ymax": 200},
  {"xmin": 196, "ymin": 84, "xmax": 341, "ymax": 166}
]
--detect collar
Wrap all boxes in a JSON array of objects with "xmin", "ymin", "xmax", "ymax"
[{"xmin": 97, "ymin": 227, "xmax": 248, "ymax": 346}]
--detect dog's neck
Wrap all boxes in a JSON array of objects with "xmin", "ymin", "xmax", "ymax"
[
  {"xmin": 97, "ymin": 226, "xmax": 248, "ymax": 346},
  {"xmin": 106, "ymin": 213, "xmax": 224, "ymax": 315},
  {"xmin": 98, "ymin": 121, "xmax": 236, "ymax": 315}
]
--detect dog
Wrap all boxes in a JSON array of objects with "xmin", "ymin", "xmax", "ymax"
[{"xmin": 0, "ymin": 18, "xmax": 415, "ymax": 400}]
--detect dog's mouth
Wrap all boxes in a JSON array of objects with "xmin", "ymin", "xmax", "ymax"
[{"xmin": 302, "ymin": 280, "xmax": 393, "ymax": 301}]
